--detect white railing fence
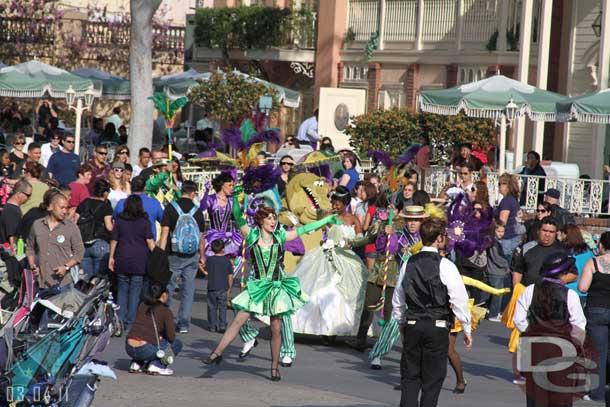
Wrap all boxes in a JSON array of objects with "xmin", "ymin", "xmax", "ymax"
[
  {"xmin": 422, "ymin": 167, "xmax": 610, "ymax": 216},
  {"xmin": 347, "ymin": 0, "xmax": 524, "ymax": 49},
  {"xmin": 385, "ymin": 0, "xmax": 418, "ymax": 42},
  {"xmin": 182, "ymin": 163, "xmax": 608, "ymax": 216}
]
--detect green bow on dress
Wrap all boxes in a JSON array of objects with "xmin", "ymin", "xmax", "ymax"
[{"xmin": 247, "ymin": 277, "xmax": 302, "ymax": 303}]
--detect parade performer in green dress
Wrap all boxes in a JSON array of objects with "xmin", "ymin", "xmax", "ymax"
[{"xmin": 203, "ymin": 185, "xmax": 340, "ymax": 381}]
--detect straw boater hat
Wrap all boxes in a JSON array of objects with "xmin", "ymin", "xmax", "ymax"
[{"xmin": 399, "ymin": 205, "xmax": 430, "ymax": 219}]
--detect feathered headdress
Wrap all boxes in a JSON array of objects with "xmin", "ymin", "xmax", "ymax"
[
  {"xmin": 397, "ymin": 144, "xmax": 421, "ymax": 165},
  {"xmin": 221, "ymin": 123, "xmax": 281, "ymax": 170},
  {"xmin": 445, "ymin": 194, "xmax": 493, "ymax": 257},
  {"xmin": 367, "ymin": 150, "xmax": 408, "ymax": 196},
  {"xmin": 242, "ymin": 163, "xmax": 281, "ymax": 195}
]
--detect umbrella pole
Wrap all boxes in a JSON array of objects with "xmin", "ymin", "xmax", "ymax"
[{"xmin": 499, "ymin": 114, "xmax": 507, "ymax": 174}]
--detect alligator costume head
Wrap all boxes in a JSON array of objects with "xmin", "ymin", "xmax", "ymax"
[{"xmin": 280, "ymin": 173, "xmax": 331, "ymax": 225}]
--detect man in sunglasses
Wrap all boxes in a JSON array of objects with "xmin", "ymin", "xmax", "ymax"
[
  {"xmin": 87, "ymin": 145, "xmax": 111, "ymax": 193},
  {"xmin": 47, "ymin": 135, "xmax": 80, "ymax": 185},
  {"xmin": 40, "ymin": 131, "xmax": 62, "ymax": 167},
  {"xmin": 14, "ymin": 142, "xmax": 49, "ymax": 181}
]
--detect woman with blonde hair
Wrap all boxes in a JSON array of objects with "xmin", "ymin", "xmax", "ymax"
[
  {"xmin": 107, "ymin": 161, "xmax": 131, "ymax": 208},
  {"xmin": 9, "ymin": 133, "xmax": 27, "ymax": 168}
]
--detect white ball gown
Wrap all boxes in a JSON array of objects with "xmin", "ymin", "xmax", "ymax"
[{"xmin": 291, "ymin": 224, "xmax": 368, "ymax": 336}]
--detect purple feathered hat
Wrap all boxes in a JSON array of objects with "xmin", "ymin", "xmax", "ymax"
[
  {"xmin": 446, "ymin": 194, "xmax": 493, "ymax": 257},
  {"xmin": 242, "ymin": 163, "xmax": 281, "ymax": 195}
]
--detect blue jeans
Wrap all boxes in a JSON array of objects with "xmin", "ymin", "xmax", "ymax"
[
  {"xmin": 167, "ymin": 254, "xmax": 199, "ymax": 330},
  {"xmin": 116, "ymin": 274, "xmax": 144, "ymax": 330},
  {"xmin": 81, "ymin": 240, "xmax": 110, "ymax": 279},
  {"xmin": 586, "ymin": 307, "xmax": 610, "ymax": 401},
  {"xmin": 500, "ymin": 235, "xmax": 521, "ymax": 265},
  {"xmin": 207, "ymin": 289, "xmax": 228, "ymax": 330},
  {"xmin": 487, "ymin": 274, "xmax": 511, "ymax": 317},
  {"xmin": 125, "ymin": 338, "xmax": 183, "ymax": 368}
]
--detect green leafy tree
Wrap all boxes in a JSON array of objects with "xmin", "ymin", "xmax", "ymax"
[
  {"xmin": 194, "ymin": 5, "xmax": 290, "ymax": 78},
  {"xmin": 193, "ymin": 5, "xmax": 315, "ymax": 79},
  {"xmin": 346, "ymin": 108, "xmax": 422, "ymax": 158},
  {"xmin": 346, "ymin": 108, "xmax": 496, "ymax": 159},
  {"xmin": 189, "ymin": 70, "xmax": 280, "ymax": 124}
]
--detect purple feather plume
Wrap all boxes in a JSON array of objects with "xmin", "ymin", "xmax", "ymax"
[
  {"xmin": 221, "ymin": 127, "xmax": 245, "ymax": 151},
  {"xmin": 242, "ymin": 163, "xmax": 281, "ymax": 194},
  {"xmin": 367, "ymin": 150, "xmax": 394, "ymax": 168},
  {"xmin": 245, "ymin": 128, "xmax": 281, "ymax": 149},
  {"xmin": 397, "ymin": 144, "xmax": 421, "ymax": 165},
  {"xmin": 446, "ymin": 194, "xmax": 493, "ymax": 258}
]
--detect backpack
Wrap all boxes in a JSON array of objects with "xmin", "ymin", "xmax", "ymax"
[
  {"xmin": 77, "ymin": 200, "xmax": 103, "ymax": 245},
  {"xmin": 170, "ymin": 201, "xmax": 200, "ymax": 255}
]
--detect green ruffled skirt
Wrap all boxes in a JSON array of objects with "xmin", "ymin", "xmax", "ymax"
[{"xmin": 232, "ymin": 276, "xmax": 308, "ymax": 316}]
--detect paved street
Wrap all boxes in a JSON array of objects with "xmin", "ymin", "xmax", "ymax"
[{"xmin": 92, "ymin": 278, "xmax": 588, "ymax": 407}]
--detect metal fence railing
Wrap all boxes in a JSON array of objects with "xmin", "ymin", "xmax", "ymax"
[{"xmin": 423, "ymin": 166, "xmax": 610, "ymax": 216}]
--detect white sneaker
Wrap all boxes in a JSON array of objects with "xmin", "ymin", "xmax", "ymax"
[
  {"xmin": 147, "ymin": 364, "xmax": 174, "ymax": 376},
  {"xmin": 239, "ymin": 339, "xmax": 258, "ymax": 359},
  {"xmin": 129, "ymin": 361, "xmax": 142, "ymax": 373},
  {"xmin": 370, "ymin": 357, "xmax": 382, "ymax": 370},
  {"xmin": 488, "ymin": 314, "xmax": 502, "ymax": 322},
  {"xmin": 280, "ymin": 355, "xmax": 293, "ymax": 367},
  {"xmin": 512, "ymin": 376, "xmax": 526, "ymax": 385}
]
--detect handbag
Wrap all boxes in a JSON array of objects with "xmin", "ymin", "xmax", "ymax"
[{"xmin": 150, "ymin": 309, "xmax": 174, "ymax": 366}]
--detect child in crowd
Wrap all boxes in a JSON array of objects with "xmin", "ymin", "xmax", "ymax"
[
  {"xmin": 485, "ymin": 221, "xmax": 511, "ymax": 321},
  {"xmin": 125, "ymin": 283, "xmax": 183, "ymax": 376},
  {"xmin": 202, "ymin": 239, "xmax": 233, "ymax": 333}
]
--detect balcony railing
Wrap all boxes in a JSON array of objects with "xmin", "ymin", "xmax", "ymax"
[
  {"xmin": 282, "ymin": 10, "xmax": 317, "ymax": 49},
  {"xmin": 84, "ymin": 21, "xmax": 185, "ymax": 51},
  {"xmin": 0, "ymin": 17, "xmax": 55, "ymax": 45},
  {"xmin": 347, "ymin": 0, "xmax": 531, "ymax": 50}
]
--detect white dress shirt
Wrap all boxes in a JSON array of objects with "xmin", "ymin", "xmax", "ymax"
[
  {"xmin": 40, "ymin": 142, "xmax": 61, "ymax": 167},
  {"xmin": 392, "ymin": 246, "xmax": 472, "ymax": 333},
  {"xmin": 296, "ymin": 116, "xmax": 319, "ymax": 144},
  {"xmin": 513, "ymin": 283, "xmax": 586, "ymax": 337}
]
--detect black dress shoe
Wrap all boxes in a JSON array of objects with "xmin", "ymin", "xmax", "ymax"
[
  {"xmin": 270, "ymin": 368, "xmax": 281, "ymax": 382},
  {"xmin": 203, "ymin": 352, "xmax": 223, "ymax": 365}
]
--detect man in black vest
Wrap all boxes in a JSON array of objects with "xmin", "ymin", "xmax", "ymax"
[{"xmin": 394, "ymin": 217, "xmax": 472, "ymax": 407}]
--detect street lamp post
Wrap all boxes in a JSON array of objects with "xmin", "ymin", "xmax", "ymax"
[
  {"xmin": 65, "ymin": 85, "xmax": 96, "ymax": 156},
  {"xmin": 498, "ymin": 97, "xmax": 519, "ymax": 174},
  {"xmin": 258, "ymin": 95, "xmax": 273, "ymax": 129}
]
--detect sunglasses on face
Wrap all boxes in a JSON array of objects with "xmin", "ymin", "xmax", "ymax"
[
  {"xmin": 280, "ymin": 162, "xmax": 294, "ymax": 166},
  {"xmin": 97, "ymin": 151, "xmax": 108, "ymax": 156},
  {"xmin": 64, "ymin": 140, "xmax": 75, "ymax": 144},
  {"xmin": 113, "ymin": 168, "xmax": 124, "ymax": 173},
  {"xmin": 21, "ymin": 191, "xmax": 31, "ymax": 198},
  {"xmin": 536, "ymin": 209, "xmax": 548, "ymax": 213},
  {"xmin": 14, "ymin": 142, "xmax": 24, "ymax": 146}
]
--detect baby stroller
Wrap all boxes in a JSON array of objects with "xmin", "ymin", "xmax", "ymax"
[{"xmin": 0, "ymin": 276, "xmax": 119, "ymax": 407}]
